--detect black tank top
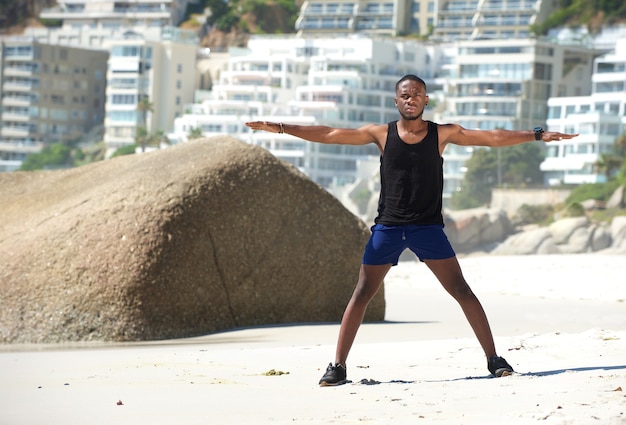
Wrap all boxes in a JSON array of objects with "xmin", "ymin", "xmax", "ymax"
[{"xmin": 375, "ymin": 120, "xmax": 444, "ymax": 226}]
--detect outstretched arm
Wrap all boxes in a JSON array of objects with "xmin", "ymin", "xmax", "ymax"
[
  {"xmin": 439, "ymin": 123, "xmax": 578, "ymax": 152},
  {"xmin": 245, "ymin": 121, "xmax": 386, "ymax": 149}
]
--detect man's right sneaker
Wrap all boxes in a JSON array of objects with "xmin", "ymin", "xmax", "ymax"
[
  {"xmin": 488, "ymin": 355, "xmax": 514, "ymax": 377},
  {"xmin": 319, "ymin": 363, "xmax": 347, "ymax": 386}
]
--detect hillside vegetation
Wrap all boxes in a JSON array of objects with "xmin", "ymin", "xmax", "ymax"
[
  {"xmin": 0, "ymin": 0, "xmax": 53, "ymax": 33},
  {"xmin": 4, "ymin": 0, "xmax": 626, "ymax": 37},
  {"xmin": 533, "ymin": 0, "xmax": 626, "ymax": 35}
]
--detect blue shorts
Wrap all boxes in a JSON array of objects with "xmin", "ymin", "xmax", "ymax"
[{"xmin": 362, "ymin": 223, "xmax": 456, "ymax": 265}]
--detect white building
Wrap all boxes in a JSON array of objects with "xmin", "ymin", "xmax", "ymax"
[
  {"xmin": 170, "ymin": 35, "xmax": 441, "ymax": 188},
  {"xmin": 432, "ymin": 0, "xmax": 558, "ymax": 42},
  {"xmin": 541, "ymin": 38, "xmax": 626, "ymax": 185},
  {"xmin": 28, "ymin": 0, "xmax": 198, "ymax": 49},
  {"xmin": 296, "ymin": 0, "xmax": 558, "ymax": 42},
  {"xmin": 102, "ymin": 29, "xmax": 198, "ymax": 155},
  {"xmin": 39, "ymin": 0, "xmax": 193, "ymax": 30},
  {"xmin": 296, "ymin": 0, "xmax": 436, "ymax": 38},
  {"xmin": 0, "ymin": 39, "xmax": 108, "ymax": 171},
  {"xmin": 437, "ymin": 36, "xmax": 598, "ymax": 202}
]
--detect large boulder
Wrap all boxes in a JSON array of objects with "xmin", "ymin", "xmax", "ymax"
[
  {"xmin": 0, "ymin": 136, "xmax": 382, "ymax": 344},
  {"xmin": 548, "ymin": 216, "xmax": 589, "ymax": 245},
  {"xmin": 610, "ymin": 216, "xmax": 626, "ymax": 251},
  {"xmin": 491, "ymin": 227, "xmax": 556, "ymax": 255},
  {"xmin": 606, "ymin": 185, "xmax": 625, "ymax": 209},
  {"xmin": 589, "ymin": 223, "xmax": 612, "ymax": 252},
  {"xmin": 444, "ymin": 208, "xmax": 513, "ymax": 252},
  {"xmin": 491, "ymin": 215, "xmax": 626, "ymax": 255}
]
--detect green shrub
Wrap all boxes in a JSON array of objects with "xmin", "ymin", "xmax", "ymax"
[
  {"xmin": 110, "ymin": 145, "xmax": 136, "ymax": 158},
  {"xmin": 565, "ymin": 181, "xmax": 620, "ymax": 204},
  {"xmin": 561, "ymin": 202, "xmax": 586, "ymax": 218},
  {"xmin": 514, "ymin": 203, "xmax": 555, "ymax": 226}
]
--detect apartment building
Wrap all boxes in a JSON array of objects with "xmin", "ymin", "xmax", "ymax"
[
  {"xmin": 170, "ymin": 35, "xmax": 440, "ymax": 188},
  {"xmin": 432, "ymin": 0, "xmax": 557, "ymax": 42},
  {"xmin": 296, "ymin": 0, "xmax": 436, "ymax": 37},
  {"xmin": 40, "ymin": 0, "xmax": 193, "ymax": 30},
  {"xmin": 102, "ymin": 29, "xmax": 198, "ymax": 155},
  {"xmin": 296, "ymin": 0, "xmax": 556, "ymax": 41},
  {"xmin": 435, "ymin": 36, "xmax": 597, "ymax": 201},
  {"xmin": 541, "ymin": 37, "xmax": 626, "ymax": 185},
  {"xmin": 0, "ymin": 39, "xmax": 108, "ymax": 171},
  {"xmin": 27, "ymin": 0, "xmax": 198, "ymax": 50}
]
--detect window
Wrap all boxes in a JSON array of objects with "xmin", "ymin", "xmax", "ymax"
[
  {"xmin": 548, "ymin": 106, "xmax": 561, "ymax": 119},
  {"xmin": 107, "ymin": 110, "xmax": 139, "ymax": 122},
  {"xmin": 4, "ymin": 45, "xmax": 34, "ymax": 57},
  {"xmin": 534, "ymin": 63, "xmax": 552, "ymax": 80},
  {"xmin": 111, "ymin": 94, "xmax": 137, "ymax": 105},
  {"xmin": 111, "ymin": 45, "xmax": 141, "ymax": 57}
]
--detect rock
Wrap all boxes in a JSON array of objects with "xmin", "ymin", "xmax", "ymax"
[
  {"xmin": 536, "ymin": 237, "xmax": 561, "ymax": 255},
  {"xmin": 580, "ymin": 199, "xmax": 605, "ymax": 211},
  {"xmin": 0, "ymin": 136, "xmax": 381, "ymax": 344},
  {"xmin": 610, "ymin": 216, "xmax": 626, "ymax": 251},
  {"xmin": 444, "ymin": 208, "xmax": 513, "ymax": 252},
  {"xmin": 606, "ymin": 185, "xmax": 625, "ymax": 209},
  {"xmin": 548, "ymin": 216, "xmax": 589, "ymax": 245},
  {"xmin": 589, "ymin": 223, "xmax": 612, "ymax": 252},
  {"xmin": 557, "ymin": 227, "xmax": 591, "ymax": 253},
  {"xmin": 491, "ymin": 227, "xmax": 553, "ymax": 255}
]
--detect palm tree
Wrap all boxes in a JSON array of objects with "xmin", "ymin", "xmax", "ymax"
[
  {"xmin": 615, "ymin": 132, "xmax": 626, "ymax": 155},
  {"xmin": 149, "ymin": 130, "xmax": 170, "ymax": 149},
  {"xmin": 136, "ymin": 96, "xmax": 154, "ymax": 152},
  {"xmin": 187, "ymin": 127, "xmax": 203, "ymax": 140}
]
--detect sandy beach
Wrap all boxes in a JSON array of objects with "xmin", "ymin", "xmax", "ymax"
[{"xmin": 1, "ymin": 254, "xmax": 625, "ymax": 424}]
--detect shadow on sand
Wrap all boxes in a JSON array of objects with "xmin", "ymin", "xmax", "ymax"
[{"xmin": 349, "ymin": 364, "xmax": 626, "ymax": 385}]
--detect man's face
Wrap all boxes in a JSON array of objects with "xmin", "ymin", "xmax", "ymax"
[{"xmin": 395, "ymin": 80, "xmax": 428, "ymax": 121}]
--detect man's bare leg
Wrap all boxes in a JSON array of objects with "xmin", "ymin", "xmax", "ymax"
[
  {"xmin": 334, "ymin": 263, "xmax": 392, "ymax": 365},
  {"xmin": 424, "ymin": 257, "xmax": 497, "ymax": 358}
]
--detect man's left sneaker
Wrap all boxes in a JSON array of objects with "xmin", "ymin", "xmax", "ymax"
[
  {"xmin": 319, "ymin": 363, "xmax": 347, "ymax": 386},
  {"xmin": 488, "ymin": 355, "xmax": 514, "ymax": 377}
]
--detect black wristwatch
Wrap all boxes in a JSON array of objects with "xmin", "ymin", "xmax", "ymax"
[{"xmin": 534, "ymin": 127, "xmax": 544, "ymax": 141}]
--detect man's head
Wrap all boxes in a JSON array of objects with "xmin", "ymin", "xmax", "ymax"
[
  {"xmin": 395, "ymin": 75, "xmax": 428, "ymax": 121},
  {"xmin": 395, "ymin": 74, "xmax": 427, "ymax": 93}
]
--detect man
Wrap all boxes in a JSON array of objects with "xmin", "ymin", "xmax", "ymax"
[{"xmin": 245, "ymin": 74, "xmax": 578, "ymax": 386}]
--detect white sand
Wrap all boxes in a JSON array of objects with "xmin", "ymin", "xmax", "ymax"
[{"xmin": 1, "ymin": 254, "xmax": 625, "ymax": 424}]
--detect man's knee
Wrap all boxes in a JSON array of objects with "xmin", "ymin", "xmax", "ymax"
[
  {"xmin": 449, "ymin": 281, "xmax": 475, "ymax": 301},
  {"xmin": 352, "ymin": 280, "xmax": 381, "ymax": 303}
]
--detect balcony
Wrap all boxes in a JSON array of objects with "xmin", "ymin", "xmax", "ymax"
[
  {"xmin": 2, "ymin": 95, "xmax": 36, "ymax": 107},
  {"xmin": 41, "ymin": 4, "xmax": 170, "ymax": 20},
  {"xmin": 0, "ymin": 126, "xmax": 30, "ymax": 138},
  {"xmin": 2, "ymin": 112, "xmax": 32, "ymax": 122},
  {"xmin": 2, "ymin": 81, "xmax": 38, "ymax": 92},
  {"xmin": 0, "ymin": 141, "xmax": 43, "ymax": 154},
  {"xmin": 3, "ymin": 65, "xmax": 37, "ymax": 77}
]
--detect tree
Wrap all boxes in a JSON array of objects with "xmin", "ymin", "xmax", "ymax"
[
  {"xmin": 593, "ymin": 153, "xmax": 623, "ymax": 181},
  {"xmin": 110, "ymin": 144, "xmax": 137, "ymax": 158},
  {"xmin": 450, "ymin": 143, "xmax": 546, "ymax": 210},
  {"xmin": 450, "ymin": 148, "xmax": 495, "ymax": 209},
  {"xmin": 149, "ymin": 130, "xmax": 170, "ymax": 148},
  {"xmin": 20, "ymin": 143, "xmax": 73, "ymax": 171},
  {"xmin": 136, "ymin": 96, "xmax": 154, "ymax": 152},
  {"xmin": 187, "ymin": 127, "xmax": 203, "ymax": 140},
  {"xmin": 612, "ymin": 132, "xmax": 626, "ymax": 183},
  {"xmin": 595, "ymin": 132, "xmax": 626, "ymax": 181},
  {"xmin": 134, "ymin": 126, "xmax": 149, "ymax": 153}
]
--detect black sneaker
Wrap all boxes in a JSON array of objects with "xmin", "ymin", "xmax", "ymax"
[
  {"xmin": 319, "ymin": 363, "xmax": 347, "ymax": 386},
  {"xmin": 488, "ymin": 355, "xmax": 514, "ymax": 377}
]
